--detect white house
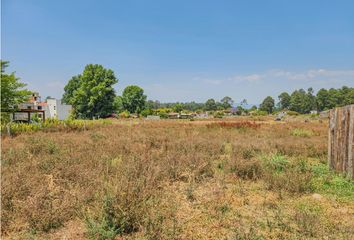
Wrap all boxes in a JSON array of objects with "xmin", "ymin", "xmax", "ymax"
[
  {"xmin": 46, "ymin": 98, "xmax": 72, "ymax": 120},
  {"xmin": 15, "ymin": 92, "xmax": 72, "ymax": 121}
]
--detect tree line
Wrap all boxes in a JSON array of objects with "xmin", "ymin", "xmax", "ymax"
[
  {"xmin": 1, "ymin": 61, "xmax": 353, "ymax": 120},
  {"xmin": 260, "ymin": 86, "xmax": 354, "ymax": 114}
]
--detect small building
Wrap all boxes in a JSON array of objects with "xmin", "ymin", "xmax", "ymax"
[
  {"xmin": 46, "ymin": 98, "xmax": 72, "ymax": 120},
  {"xmin": 179, "ymin": 113, "xmax": 193, "ymax": 119},
  {"xmin": 146, "ymin": 115, "xmax": 160, "ymax": 120},
  {"xmin": 168, "ymin": 112, "xmax": 179, "ymax": 119},
  {"xmin": 13, "ymin": 93, "xmax": 72, "ymax": 122}
]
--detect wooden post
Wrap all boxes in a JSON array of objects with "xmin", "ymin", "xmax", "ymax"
[{"xmin": 328, "ymin": 104, "xmax": 354, "ymax": 179}]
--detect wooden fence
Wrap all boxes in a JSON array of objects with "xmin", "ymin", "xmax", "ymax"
[{"xmin": 328, "ymin": 104, "xmax": 354, "ymax": 179}]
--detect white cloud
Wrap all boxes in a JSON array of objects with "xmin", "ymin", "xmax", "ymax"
[
  {"xmin": 269, "ymin": 69, "xmax": 354, "ymax": 81},
  {"xmin": 205, "ymin": 79, "xmax": 223, "ymax": 85},
  {"xmin": 230, "ymin": 74, "xmax": 263, "ymax": 83}
]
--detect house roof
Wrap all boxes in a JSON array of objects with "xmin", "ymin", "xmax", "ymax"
[{"xmin": 37, "ymin": 102, "xmax": 48, "ymax": 106}]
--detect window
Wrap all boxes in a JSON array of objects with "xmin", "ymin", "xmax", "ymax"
[
  {"xmin": 27, "ymin": 106, "xmax": 31, "ymax": 109},
  {"xmin": 54, "ymin": 106, "xmax": 56, "ymax": 110},
  {"xmin": 38, "ymin": 106, "xmax": 42, "ymax": 110}
]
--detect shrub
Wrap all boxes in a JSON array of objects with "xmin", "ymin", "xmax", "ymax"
[
  {"xmin": 231, "ymin": 159, "xmax": 263, "ymax": 180},
  {"xmin": 206, "ymin": 121, "xmax": 260, "ymax": 130},
  {"xmin": 311, "ymin": 163, "xmax": 354, "ymax": 199},
  {"xmin": 118, "ymin": 111, "xmax": 130, "ymax": 118},
  {"xmin": 290, "ymin": 128, "xmax": 314, "ymax": 137},
  {"xmin": 286, "ymin": 111, "xmax": 300, "ymax": 116},
  {"xmin": 213, "ymin": 111, "xmax": 224, "ymax": 118},
  {"xmin": 294, "ymin": 200, "xmax": 323, "ymax": 237},
  {"xmin": 262, "ymin": 154, "xmax": 313, "ymax": 194}
]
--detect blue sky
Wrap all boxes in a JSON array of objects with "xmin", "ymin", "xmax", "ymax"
[{"xmin": 2, "ymin": 0, "xmax": 354, "ymax": 104}]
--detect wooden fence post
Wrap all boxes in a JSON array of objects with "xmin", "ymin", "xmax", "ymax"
[{"xmin": 328, "ymin": 104, "xmax": 354, "ymax": 179}]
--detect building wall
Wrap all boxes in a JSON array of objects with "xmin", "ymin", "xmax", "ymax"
[
  {"xmin": 46, "ymin": 98, "xmax": 72, "ymax": 120},
  {"xmin": 57, "ymin": 102, "xmax": 72, "ymax": 120},
  {"xmin": 46, "ymin": 98, "xmax": 57, "ymax": 118}
]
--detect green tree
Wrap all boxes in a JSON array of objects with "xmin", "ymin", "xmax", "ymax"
[
  {"xmin": 259, "ymin": 96, "xmax": 275, "ymax": 113},
  {"xmin": 121, "ymin": 85, "xmax": 147, "ymax": 114},
  {"xmin": 205, "ymin": 98, "xmax": 217, "ymax": 111},
  {"xmin": 221, "ymin": 96, "xmax": 234, "ymax": 109},
  {"xmin": 1, "ymin": 61, "xmax": 32, "ymax": 120},
  {"xmin": 303, "ymin": 87, "xmax": 317, "ymax": 113},
  {"xmin": 173, "ymin": 103, "xmax": 183, "ymax": 113},
  {"xmin": 113, "ymin": 96, "xmax": 124, "ymax": 113},
  {"xmin": 62, "ymin": 64, "xmax": 118, "ymax": 118},
  {"xmin": 278, "ymin": 92, "xmax": 291, "ymax": 110},
  {"xmin": 289, "ymin": 89, "xmax": 307, "ymax": 113}
]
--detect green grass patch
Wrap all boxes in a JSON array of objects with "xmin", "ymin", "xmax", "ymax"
[
  {"xmin": 311, "ymin": 163, "xmax": 354, "ymax": 200},
  {"xmin": 290, "ymin": 128, "xmax": 314, "ymax": 137}
]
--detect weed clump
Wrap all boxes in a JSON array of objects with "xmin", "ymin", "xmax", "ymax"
[{"xmin": 290, "ymin": 128, "xmax": 314, "ymax": 137}]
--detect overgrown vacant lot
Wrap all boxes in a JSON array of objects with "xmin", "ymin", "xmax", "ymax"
[{"xmin": 2, "ymin": 118, "xmax": 354, "ymax": 239}]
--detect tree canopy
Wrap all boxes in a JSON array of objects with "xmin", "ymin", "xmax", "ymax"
[
  {"xmin": 1, "ymin": 61, "xmax": 32, "ymax": 115},
  {"xmin": 205, "ymin": 98, "xmax": 217, "ymax": 111},
  {"xmin": 260, "ymin": 96, "xmax": 275, "ymax": 113},
  {"xmin": 62, "ymin": 64, "xmax": 118, "ymax": 118},
  {"xmin": 221, "ymin": 96, "xmax": 234, "ymax": 109},
  {"xmin": 121, "ymin": 85, "xmax": 147, "ymax": 114}
]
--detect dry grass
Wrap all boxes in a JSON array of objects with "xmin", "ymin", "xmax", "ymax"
[{"xmin": 1, "ymin": 117, "xmax": 353, "ymax": 239}]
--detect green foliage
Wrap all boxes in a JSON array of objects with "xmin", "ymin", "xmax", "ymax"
[
  {"xmin": 118, "ymin": 110, "xmax": 130, "ymax": 118},
  {"xmin": 311, "ymin": 163, "xmax": 354, "ymax": 199},
  {"xmin": 1, "ymin": 119, "xmax": 111, "ymax": 135},
  {"xmin": 172, "ymin": 103, "xmax": 183, "ymax": 113},
  {"xmin": 259, "ymin": 96, "xmax": 275, "ymax": 113},
  {"xmin": 62, "ymin": 64, "xmax": 118, "ymax": 119},
  {"xmin": 205, "ymin": 98, "xmax": 217, "ymax": 111},
  {"xmin": 85, "ymin": 196, "xmax": 126, "ymax": 240},
  {"xmin": 1, "ymin": 60, "xmax": 32, "ymax": 121},
  {"xmin": 113, "ymin": 96, "xmax": 124, "ymax": 113},
  {"xmin": 221, "ymin": 96, "xmax": 234, "ymax": 109},
  {"xmin": 288, "ymin": 88, "xmax": 316, "ymax": 114},
  {"xmin": 290, "ymin": 128, "xmax": 314, "ymax": 137},
  {"xmin": 140, "ymin": 108, "xmax": 153, "ymax": 117},
  {"xmin": 278, "ymin": 92, "xmax": 291, "ymax": 110},
  {"xmin": 213, "ymin": 111, "xmax": 224, "ymax": 118},
  {"xmin": 121, "ymin": 85, "xmax": 147, "ymax": 114},
  {"xmin": 250, "ymin": 110, "xmax": 268, "ymax": 116},
  {"xmin": 265, "ymin": 154, "xmax": 289, "ymax": 173}
]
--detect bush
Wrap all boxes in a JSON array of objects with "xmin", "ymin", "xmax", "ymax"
[
  {"xmin": 263, "ymin": 154, "xmax": 313, "ymax": 194},
  {"xmin": 291, "ymin": 128, "xmax": 314, "ymax": 137},
  {"xmin": 213, "ymin": 111, "xmax": 224, "ymax": 118},
  {"xmin": 286, "ymin": 111, "xmax": 300, "ymax": 116},
  {"xmin": 294, "ymin": 200, "xmax": 323, "ymax": 237},
  {"xmin": 118, "ymin": 111, "xmax": 130, "ymax": 118},
  {"xmin": 250, "ymin": 110, "xmax": 268, "ymax": 116}
]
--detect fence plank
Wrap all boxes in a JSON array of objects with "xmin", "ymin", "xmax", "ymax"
[{"xmin": 328, "ymin": 104, "xmax": 354, "ymax": 179}]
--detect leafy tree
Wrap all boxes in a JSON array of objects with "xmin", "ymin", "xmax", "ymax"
[
  {"xmin": 316, "ymin": 88, "xmax": 329, "ymax": 111},
  {"xmin": 62, "ymin": 64, "xmax": 118, "ymax": 118},
  {"xmin": 121, "ymin": 85, "xmax": 147, "ymax": 114},
  {"xmin": 278, "ymin": 92, "xmax": 291, "ymax": 110},
  {"xmin": 304, "ymin": 87, "xmax": 317, "ymax": 112},
  {"xmin": 113, "ymin": 96, "xmax": 124, "ymax": 113},
  {"xmin": 62, "ymin": 75, "xmax": 81, "ymax": 104},
  {"xmin": 1, "ymin": 61, "xmax": 32, "ymax": 119},
  {"xmin": 259, "ymin": 96, "xmax": 275, "ymax": 113},
  {"xmin": 343, "ymin": 88, "xmax": 354, "ymax": 105},
  {"xmin": 173, "ymin": 103, "xmax": 183, "ymax": 113},
  {"xmin": 289, "ymin": 89, "xmax": 307, "ymax": 113},
  {"xmin": 205, "ymin": 98, "xmax": 217, "ymax": 111},
  {"xmin": 221, "ymin": 96, "xmax": 234, "ymax": 109}
]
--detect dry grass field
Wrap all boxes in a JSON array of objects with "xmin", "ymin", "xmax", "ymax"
[{"xmin": 1, "ymin": 117, "xmax": 354, "ymax": 239}]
